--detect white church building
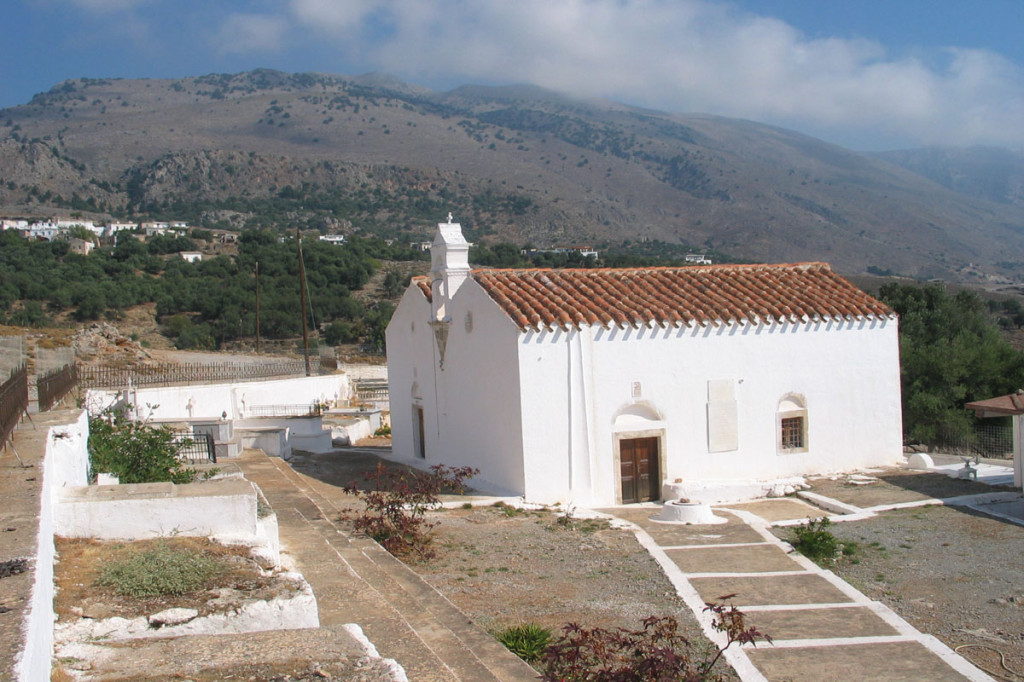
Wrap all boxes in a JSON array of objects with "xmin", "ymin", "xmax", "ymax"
[{"xmin": 386, "ymin": 218, "xmax": 903, "ymax": 506}]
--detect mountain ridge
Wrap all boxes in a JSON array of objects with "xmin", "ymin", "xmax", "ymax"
[{"xmin": 2, "ymin": 69, "xmax": 1023, "ymax": 281}]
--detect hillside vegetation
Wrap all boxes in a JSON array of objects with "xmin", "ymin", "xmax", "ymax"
[{"xmin": 2, "ymin": 70, "xmax": 1024, "ymax": 280}]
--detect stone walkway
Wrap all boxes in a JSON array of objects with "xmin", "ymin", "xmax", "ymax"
[
  {"xmin": 601, "ymin": 499, "xmax": 993, "ymax": 681},
  {"xmin": 235, "ymin": 449, "xmax": 537, "ymax": 682}
]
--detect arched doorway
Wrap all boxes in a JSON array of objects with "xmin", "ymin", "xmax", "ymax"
[{"xmin": 613, "ymin": 404, "xmax": 665, "ymax": 504}]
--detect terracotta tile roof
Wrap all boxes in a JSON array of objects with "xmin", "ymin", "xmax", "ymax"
[
  {"xmin": 413, "ymin": 263, "xmax": 895, "ymax": 332},
  {"xmin": 965, "ymin": 392, "xmax": 1024, "ymax": 416}
]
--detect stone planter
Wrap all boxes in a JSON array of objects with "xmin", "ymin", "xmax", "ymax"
[{"xmin": 651, "ymin": 499, "xmax": 727, "ymax": 525}]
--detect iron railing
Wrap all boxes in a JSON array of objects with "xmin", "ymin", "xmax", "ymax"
[
  {"xmin": 0, "ymin": 365, "xmax": 28, "ymax": 446},
  {"xmin": 354, "ymin": 379, "xmax": 389, "ymax": 404},
  {"xmin": 246, "ymin": 403, "xmax": 323, "ymax": 418},
  {"xmin": 79, "ymin": 361, "xmax": 316, "ymax": 389},
  {"xmin": 930, "ymin": 421, "xmax": 1014, "ymax": 460},
  {"xmin": 171, "ymin": 432, "xmax": 216, "ymax": 464},
  {"xmin": 37, "ymin": 363, "xmax": 78, "ymax": 412}
]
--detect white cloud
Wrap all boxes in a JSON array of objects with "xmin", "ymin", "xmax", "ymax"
[
  {"xmin": 259, "ymin": 0, "xmax": 1024, "ymax": 148},
  {"xmin": 216, "ymin": 13, "xmax": 288, "ymax": 54},
  {"xmin": 290, "ymin": 0, "xmax": 377, "ymax": 35},
  {"xmin": 63, "ymin": 0, "xmax": 149, "ymax": 11}
]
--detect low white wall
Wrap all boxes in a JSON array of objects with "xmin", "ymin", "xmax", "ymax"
[
  {"xmin": 329, "ymin": 418, "xmax": 373, "ymax": 445},
  {"xmin": 55, "ymin": 478, "xmax": 260, "ymax": 544},
  {"xmin": 341, "ymin": 364, "xmax": 388, "ymax": 382},
  {"xmin": 46, "ymin": 411, "xmax": 91, "ymax": 496},
  {"xmin": 85, "ymin": 375, "xmax": 350, "ymax": 422},
  {"xmin": 17, "ymin": 411, "xmax": 90, "ymax": 682}
]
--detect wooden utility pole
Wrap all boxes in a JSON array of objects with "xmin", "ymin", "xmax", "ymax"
[
  {"xmin": 297, "ymin": 230, "xmax": 311, "ymax": 376},
  {"xmin": 254, "ymin": 261, "xmax": 261, "ymax": 354}
]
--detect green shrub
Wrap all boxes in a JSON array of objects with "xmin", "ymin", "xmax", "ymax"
[
  {"xmin": 97, "ymin": 541, "xmax": 226, "ymax": 597},
  {"xmin": 373, "ymin": 424, "xmax": 392, "ymax": 437},
  {"xmin": 790, "ymin": 517, "xmax": 856, "ymax": 565},
  {"xmin": 88, "ymin": 410, "xmax": 197, "ymax": 484},
  {"xmin": 498, "ymin": 623, "xmax": 553, "ymax": 662}
]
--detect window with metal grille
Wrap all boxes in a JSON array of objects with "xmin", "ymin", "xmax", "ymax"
[{"xmin": 780, "ymin": 416, "xmax": 804, "ymax": 450}]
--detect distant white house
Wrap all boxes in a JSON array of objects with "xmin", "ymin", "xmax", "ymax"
[
  {"xmin": 180, "ymin": 251, "xmax": 203, "ymax": 263},
  {"xmin": 68, "ymin": 238, "xmax": 94, "ymax": 255},
  {"xmin": 318, "ymin": 234, "xmax": 347, "ymax": 245},
  {"xmin": 56, "ymin": 218, "xmax": 96, "ymax": 232},
  {"xmin": 18, "ymin": 222, "xmax": 60, "ymax": 241},
  {"xmin": 104, "ymin": 221, "xmax": 137, "ymax": 237},
  {"xmin": 142, "ymin": 222, "xmax": 170, "ymax": 236},
  {"xmin": 386, "ymin": 218, "xmax": 903, "ymax": 505},
  {"xmin": 685, "ymin": 253, "xmax": 713, "ymax": 265},
  {"xmin": 525, "ymin": 245, "xmax": 599, "ymax": 258}
]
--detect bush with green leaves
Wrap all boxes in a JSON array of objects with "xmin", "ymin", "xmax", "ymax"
[
  {"xmin": 97, "ymin": 540, "xmax": 226, "ymax": 597},
  {"xmin": 88, "ymin": 410, "xmax": 197, "ymax": 484},
  {"xmin": 789, "ymin": 517, "xmax": 856, "ymax": 565},
  {"xmin": 497, "ymin": 623, "xmax": 553, "ymax": 662},
  {"xmin": 878, "ymin": 282, "xmax": 1024, "ymax": 445}
]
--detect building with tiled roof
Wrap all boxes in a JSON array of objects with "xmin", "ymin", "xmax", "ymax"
[
  {"xmin": 965, "ymin": 393, "xmax": 1024, "ymax": 490},
  {"xmin": 387, "ymin": 218, "xmax": 904, "ymax": 506}
]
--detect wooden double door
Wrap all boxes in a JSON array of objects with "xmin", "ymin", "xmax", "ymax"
[{"xmin": 620, "ymin": 436, "xmax": 660, "ymax": 504}]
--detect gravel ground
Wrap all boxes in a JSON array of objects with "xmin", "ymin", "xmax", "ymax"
[
  {"xmin": 781, "ymin": 470, "xmax": 1024, "ymax": 682},
  {"xmin": 291, "ymin": 448, "xmax": 736, "ymax": 678},
  {"xmin": 416, "ymin": 504, "xmax": 736, "ymax": 678},
  {"xmin": 419, "ymin": 505, "xmax": 686, "ymax": 632}
]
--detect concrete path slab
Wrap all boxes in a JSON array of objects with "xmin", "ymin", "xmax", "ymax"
[
  {"xmin": 689, "ymin": 573, "xmax": 855, "ymax": 606},
  {"xmin": 743, "ymin": 606, "xmax": 900, "ymax": 641},
  {"xmin": 600, "ymin": 506, "xmax": 766, "ymax": 545},
  {"xmin": 746, "ymin": 641, "xmax": 972, "ymax": 681},
  {"xmin": 665, "ymin": 544, "xmax": 804, "ymax": 574},
  {"xmin": 597, "ymin": 503, "xmax": 992, "ymax": 681},
  {"xmin": 723, "ymin": 498, "xmax": 827, "ymax": 522}
]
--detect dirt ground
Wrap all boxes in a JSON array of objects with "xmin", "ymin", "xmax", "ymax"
[
  {"xmin": 48, "ymin": 444, "xmax": 1024, "ymax": 681},
  {"xmin": 288, "ymin": 448, "xmax": 737, "ymax": 678},
  {"xmin": 791, "ymin": 470, "xmax": 1024, "ymax": 681},
  {"xmin": 52, "ymin": 537, "xmax": 292, "ymax": 623},
  {"xmin": 420, "ymin": 505, "xmax": 691, "ymax": 631}
]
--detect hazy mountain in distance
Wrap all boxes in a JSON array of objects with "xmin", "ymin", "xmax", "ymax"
[{"xmin": 874, "ymin": 146, "xmax": 1024, "ymax": 208}]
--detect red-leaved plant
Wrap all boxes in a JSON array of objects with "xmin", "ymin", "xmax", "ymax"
[
  {"xmin": 343, "ymin": 463, "xmax": 478, "ymax": 561},
  {"xmin": 539, "ymin": 596, "xmax": 770, "ymax": 681}
]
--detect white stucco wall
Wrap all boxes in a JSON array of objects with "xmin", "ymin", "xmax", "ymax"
[
  {"xmin": 517, "ymin": 317, "xmax": 903, "ymax": 505},
  {"xmin": 387, "ymin": 282, "xmax": 526, "ymax": 495},
  {"xmin": 16, "ymin": 411, "xmax": 90, "ymax": 682},
  {"xmin": 389, "ymin": 266, "xmax": 902, "ymax": 507},
  {"xmin": 85, "ymin": 375, "xmax": 349, "ymax": 421},
  {"xmin": 55, "ymin": 478, "xmax": 260, "ymax": 543}
]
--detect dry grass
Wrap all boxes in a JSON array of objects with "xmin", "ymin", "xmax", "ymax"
[{"xmin": 53, "ymin": 537, "xmax": 285, "ymax": 622}]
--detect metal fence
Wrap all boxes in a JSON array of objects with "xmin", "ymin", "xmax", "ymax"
[
  {"xmin": 79, "ymin": 360, "xmax": 316, "ymax": 389},
  {"xmin": 0, "ymin": 365, "xmax": 29, "ymax": 446},
  {"xmin": 354, "ymin": 379, "xmax": 389, "ymax": 406},
  {"xmin": 246, "ymin": 403, "xmax": 323, "ymax": 418},
  {"xmin": 319, "ymin": 346, "xmax": 338, "ymax": 371},
  {"xmin": 931, "ymin": 420, "xmax": 1014, "ymax": 460},
  {"xmin": 36, "ymin": 345, "xmax": 75, "ymax": 375},
  {"xmin": 37, "ymin": 363, "xmax": 78, "ymax": 412},
  {"xmin": 0, "ymin": 336, "xmax": 26, "ymax": 377},
  {"xmin": 171, "ymin": 433, "xmax": 216, "ymax": 464}
]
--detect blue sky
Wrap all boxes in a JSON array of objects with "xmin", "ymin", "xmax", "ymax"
[{"xmin": 2, "ymin": 0, "xmax": 1023, "ymax": 151}]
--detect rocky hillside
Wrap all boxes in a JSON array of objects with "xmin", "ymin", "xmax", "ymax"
[{"xmin": 2, "ymin": 69, "xmax": 1024, "ymax": 280}]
